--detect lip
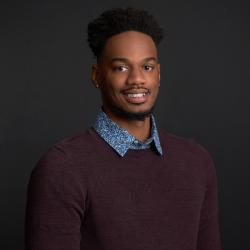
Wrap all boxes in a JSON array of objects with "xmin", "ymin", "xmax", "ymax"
[
  {"xmin": 122, "ymin": 91, "xmax": 149, "ymax": 104},
  {"xmin": 122, "ymin": 88, "xmax": 149, "ymax": 95}
]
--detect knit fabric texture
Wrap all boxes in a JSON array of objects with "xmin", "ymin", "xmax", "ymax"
[{"xmin": 25, "ymin": 127, "xmax": 221, "ymax": 250}]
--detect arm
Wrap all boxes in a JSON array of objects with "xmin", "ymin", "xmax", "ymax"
[
  {"xmin": 197, "ymin": 147, "xmax": 221, "ymax": 250},
  {"xmin": 25, "ymin": 146, "xmax": 86, "ymax": 250}
]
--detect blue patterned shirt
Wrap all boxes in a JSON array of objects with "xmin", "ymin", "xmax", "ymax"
[{"xmin": 93, "ymin": 108, "xmax": 163, "ymax": 157}]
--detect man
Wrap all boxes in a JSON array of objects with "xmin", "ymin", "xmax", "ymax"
[{"xmin": 25, "ymin": 7, "xmax": 221, "ymax": 250}]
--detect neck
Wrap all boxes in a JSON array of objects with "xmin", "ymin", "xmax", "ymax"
[{"xmin": 103, "ymin": 107, "xmax": 152, "ymax": 142}]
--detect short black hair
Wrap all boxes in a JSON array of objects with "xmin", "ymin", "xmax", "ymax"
[{"xmin": 87, "ymin": 7, "xmax": 164, "ymax": 59}]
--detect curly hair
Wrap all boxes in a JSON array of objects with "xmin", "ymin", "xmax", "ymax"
[{"xmin": 87, "ymin": 7, "xmax": 164, "ymax": 59}]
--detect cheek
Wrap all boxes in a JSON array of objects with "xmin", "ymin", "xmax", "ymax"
[
  {"xmin": 104, "ymin": 73, "xmax": 126, "ymax": 89},
  {"xmin": 150, "ymin": 81, "xmax": 160, "ymax": 99},
  {"xmin": 101, "ymin": 80, "xmax": 122, "ymax": 101}
]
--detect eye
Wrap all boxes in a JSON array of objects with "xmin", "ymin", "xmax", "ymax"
[
  {"xmin": 143, "ymin": 64, "xmax": 154, "ymax": 71},
  {"xmin": 114, "ymin": 65, "xmax": 128, "ymax": 72}
]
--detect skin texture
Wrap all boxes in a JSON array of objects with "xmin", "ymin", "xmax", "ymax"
[{"xmin": 91, "ymin": 31, "xmax": 160, "ymax": 142}]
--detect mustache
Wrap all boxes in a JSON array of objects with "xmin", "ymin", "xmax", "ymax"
[{"xmin": 121, "ymin": 86, "xmax": 150, "ymax": 93}]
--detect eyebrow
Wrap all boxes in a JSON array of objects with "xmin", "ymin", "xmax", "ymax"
[{"xmin": 110, "ymin": 57, "xmax": 158, "ymax": 63}]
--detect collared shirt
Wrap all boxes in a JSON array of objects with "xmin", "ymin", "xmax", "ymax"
[{"xmin": 93, "ymin": 108, "xmax": 163, "ymax": 157}]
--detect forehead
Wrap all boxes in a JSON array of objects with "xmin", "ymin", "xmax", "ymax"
[{"xmin": 101, "ymin": 31, "xmax": 158, "ymax": 61}]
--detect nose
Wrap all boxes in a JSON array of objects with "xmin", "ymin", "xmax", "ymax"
[{"xmin": 126, "ymin": 66, "xmax": 146, "ymax": 86}]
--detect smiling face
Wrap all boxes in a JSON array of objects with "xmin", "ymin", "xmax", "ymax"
[{"xmin": 92, "ymin": 30, "xmax": 160, "ymax": 121}]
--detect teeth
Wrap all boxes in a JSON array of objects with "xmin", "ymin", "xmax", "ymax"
[{"xmin": 126, "ymin": 93, "xmax": 146, "ymax": 98}]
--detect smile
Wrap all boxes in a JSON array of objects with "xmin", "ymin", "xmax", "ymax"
[
  {"xmin": 122, "ymin": 91, "xmax": 149, "ymax": 104},
  {"xmin": 126, "ymin": 93, "xmax": 147, "ymax": 98}
]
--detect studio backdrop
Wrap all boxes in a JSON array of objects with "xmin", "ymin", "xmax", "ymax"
[{"xmin": 1, "ymin": 0, "xmax": 249, "ymax": 249}]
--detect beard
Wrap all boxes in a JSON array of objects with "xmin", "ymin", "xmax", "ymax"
[
  {"xmin": 101, "ymin": 101, "xmax": 156, "ymax": 121},
  {"xmin": 112, "ymin": 106, "xmax": 154, "ymax": 121},
  {"xmin": 100, "ymin": 85, "xmax": 159, "ymax": 121}
]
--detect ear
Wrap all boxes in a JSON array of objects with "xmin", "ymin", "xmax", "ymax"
[
  {"xmin": 157, "ymin": 63, "xmax": 161, "ymax": 81},
  {"xmin": 91, "ymin": 64, "xmax": 100, "ymax": 88}
]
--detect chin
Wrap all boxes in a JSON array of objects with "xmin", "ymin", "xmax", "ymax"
[{"xmin": 112, "ymin": 105, "xmax": 155, "ymax": 121}]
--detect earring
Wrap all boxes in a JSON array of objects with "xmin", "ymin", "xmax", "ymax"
[{"xmin": 96, "ymin": 84, "xmax": 99, "ymax": 88}]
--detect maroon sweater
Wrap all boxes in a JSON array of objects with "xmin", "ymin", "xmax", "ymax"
[{"xmin": 25, "ymin": 127, "xmax": 221, "ymax": 250}]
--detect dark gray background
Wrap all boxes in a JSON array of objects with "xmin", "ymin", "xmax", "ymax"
[{"xmin": 1, "ymin": 0, "xmax": 249, "ymax": 249}]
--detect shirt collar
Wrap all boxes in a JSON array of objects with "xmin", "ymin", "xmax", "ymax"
[{"xmin": 93, "ymin": 108, "xmax": 163, "ymax": 157}]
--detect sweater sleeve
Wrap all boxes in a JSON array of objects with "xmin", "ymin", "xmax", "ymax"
[
  {"xmin": 196, "ymin": 145, "xmax": 221, "ymax": 250},
  {"xmin": 25, "ymin": 145, "xmax": 86, "ymax": 250}
]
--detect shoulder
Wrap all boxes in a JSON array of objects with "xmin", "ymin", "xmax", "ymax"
[
  {"xmin": 158, "ymin": 128, "xmax": 216, "ymax": 174},
  {"xmin": 27, "ymin": 130, "xmax": 94, "ymax": 203},
  {"xmin": 31, "ymin": 128, "xmax": 96, "ymax": 176},
  {"xmin": 159, "ymin": 128, "xmax": 211, "ymax": 155}
]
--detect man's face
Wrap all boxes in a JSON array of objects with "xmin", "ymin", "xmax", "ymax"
[{"xmin": 92, "ymin": 30, "xmax": 160, "ymax": 121}]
